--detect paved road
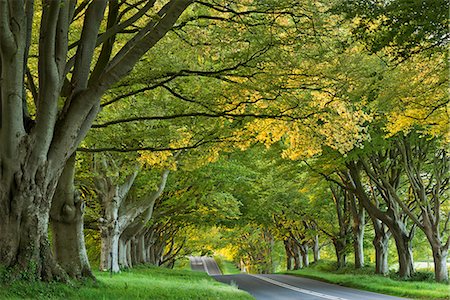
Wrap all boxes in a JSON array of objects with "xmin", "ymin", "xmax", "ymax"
[
  {"xmin": 189, "ymin": 256, "xmax": 408, "ymax": 300},
  {"xmin": 214, "ymin": 274, "xmax": 409, "ymax": 300},
  {"xmin": 188, "ymin": 256, "xmax": 222, "ymax": 275}
]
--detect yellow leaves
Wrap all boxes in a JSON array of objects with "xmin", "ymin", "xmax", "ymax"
[
  {"xmin": 244, "ymin": 119, "xmax": 286, "ymax": 148},
  {"xmin": 138, "ymin": 151, "xmax": 177, "ymax": 170},
  {"xmin": 381, "ymin": 53, "xmax": 448, "ymax": 140},
  {"xmin": 138, "ymin": 128, "xmax": 193, "ymax": 169}
]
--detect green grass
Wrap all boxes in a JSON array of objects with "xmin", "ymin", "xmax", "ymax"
[
  {"xmin": 214, "ymin": 257, "xmax": 242, "ymax": 275},
  {"xmin": 284, "ymin": 261, "xmax": 449, "ymax": 300},
  {"xmin": 0, "ymin": 265, "xmax": 254, "ymax": 300}
]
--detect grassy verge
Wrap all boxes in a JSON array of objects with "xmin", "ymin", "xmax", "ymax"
[
  {"xmin": 214, "ymin": 256, "xmax": 242, "ymax": 275},
  {"xmin": 284, "ymin": 261, "xmax": 449, "ymax": 300},
  {"xmin": 0, "ymin": 265, "xmax": 254, "ymax": 300}
]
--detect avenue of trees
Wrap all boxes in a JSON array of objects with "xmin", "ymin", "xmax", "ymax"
[{"xmin": 0, "ymin": 0, "xmax": 448, "ymax": 284}]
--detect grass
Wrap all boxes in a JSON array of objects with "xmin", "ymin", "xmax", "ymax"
[
  {"xmin": 284, "ymin": 261, "xmax": 450, "ymax": 300},
  {"xmin": 214, "ymin": 257, "xmax": 242, "ymax": 275},
  {"xmin": 0, "ymin": 265, "xmax": 254, "ymax": 300}
]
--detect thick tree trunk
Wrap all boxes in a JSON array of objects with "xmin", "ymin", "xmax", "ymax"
[
  {"xmin": 432, "ymin": 246, "xmax": 448, "ymax": 282},
  {"xmin": 118, "ymin": 238, "xmax": 129, "ymax": 269},
  {"xmin": 126, "ymin": 240, "xmax": 133, "ymax": 268},
  {"xmin": 373, "ymin": 234, "xmax": 390, "ymax": 275},
  {"xmin": 50, "ymin": 154, "xmax": 92, "ymax": 279},
  {"xmin": 313, "ymin": 235, "xmax": 320, "ymax": 263},
  {"xmin": 353, "ymin": 221, "xmax": 365, "ymax": 269},
  {"xmin": 130, "ymin": 237, "xmax": 138, "ymax": 265},
  {"xmin": 286, "ymin": 256, "xmax": 293, "ymax": 271},
  {"xmin": 333, "ymin": 239, "xmax": 347, "ymax": 269},
  {"xmin": 284, "ymin": 240, "xmax": 294, "ymax": 271},
  {"xmin": 0, "ymin": 197, "xmax": 65, "ymax": 281},
  {"xmin": 137, "ymin": 234, "xmax": 147, "ymax": 264},
  {"xmin": 350, "ymin": 204, "xmax": 365, "ymax": 269},
  {"xmin": 99, "ymin": 225, "xmax": 120, "ymax": 272},
  {"xmin": 0, "ymin": 161, "xmax": 66, "ymax": 281},
  {"xmin": 299, "ymin": 243, "xmax": 309, "ymax": 268},
  {"xmin": 372, "ymin": 218, "xmax": 390, "ymax": 275},
  {"xmin": 391, "ymin": 227, "xmax": 414, "ymax": 278},
  {"xmin": 293, "ymin": 243, "xmax": 302, "ymax": 270},
  {"xmin": 374, "ymin": 241, "xmax": 389, "ymax": 275}
]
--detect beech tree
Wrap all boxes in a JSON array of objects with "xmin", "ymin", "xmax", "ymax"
[{"xmin": 0, "ymin": 0, "xmax": 193, "ymax": 281}]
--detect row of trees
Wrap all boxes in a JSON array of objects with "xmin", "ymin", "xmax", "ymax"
[
  {"xmin": 0, "ymin": 0, "xmax": 447, "ymax": 284},
  {"xmin": 182, "ymin": 133, "xmax": 448, "ymax": 282}
]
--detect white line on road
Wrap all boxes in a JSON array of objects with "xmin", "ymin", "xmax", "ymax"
[
  {"xmin": 250, "ymin": 274, "xmax": 351, "ymax": 300},
  {"xmin": 200, "ymin": 257, "xmax": 210, "ymax": 275}
]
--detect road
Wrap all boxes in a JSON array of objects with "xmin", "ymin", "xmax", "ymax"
[
  {"xmin": 189, "ymin": 257, "xmax": 408, "ymax": 300},
  {"xmin": 189, "ymin": 256, "xmax": 222, "ymax": 275}
]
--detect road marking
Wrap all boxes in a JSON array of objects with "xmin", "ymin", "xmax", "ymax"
[
  {"xmin": 201, "ymin": 257, "xmax": 210, "ymax": 275},
  {"xmin": 201, "ymin": 257, "xmax": 222, "ymax": 275},
  {"xmin": 250, "ymin": 274, "xmax": 350, "ymax": 300}
]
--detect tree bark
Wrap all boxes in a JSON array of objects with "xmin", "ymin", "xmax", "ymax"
[
  {"xmin": 313, "ymin": 234, "xmax": 320, "ymax": 263},
  {"xmin": 99, "ymin": 224, "xmax": 120, "ymax": 272},
  {"xmin": 347, "ymin": 191, "xmax": 365, "ymax": 268},
  {"xmin": 391, "ymin": 223, "xmax": 414, "ymax": 278},
  {"xmin": 126, "ymin": 240, "xmax": 133, "ymax": 268},
  {"xmin": 299, "ymin": 242, "xmax": 309, "ymax": 268},
  {"xmin": 353, "ymin": 221, "xmax": 365, "ymax": 268},
  {"xmin": 293, "ymin": 243, "xmax": 302, "ymax": 269},
  {"xmin": 432, "ymin": 246, "xmax": 448, "ymax": 282},
  {"xmin": 372, "ymin": 218, "xmax": 390, "ymax": 275},
  {"xmin": 332, "ymin": 238, "xmax": 347, "ymax": 269},
  {"xmin": 118, "ymin": 238, "xmax": 130, "ymax": 269},
  {"xmin": 0, "ymin": 180, "xmax": 65, "ymax": 281},
  {"xmin": 0, "ymin": 153, "xmax": 66, "ymax": 281},
  {"xmin": 284, "ymin": 239, "xmax": 294, "ymax": 271},
  {"xmin": 137, "ymin": 234, "xmax": 147, "ymax": 264},
  {"xmin": 50, "ymin": 153, "xmax": 93, "ymax": 279}
]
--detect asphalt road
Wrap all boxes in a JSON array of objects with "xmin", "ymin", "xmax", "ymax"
[
  {"xmin": 189, "ymin": 256, "xmax": 222, "ymax": 275},
  {"xmin": 189, "ymin": 256, "xmax": 408, "ymax": 300},
  {"xmin": 214, "ymin": 274, "xmax": 409, "ymax": 300}
]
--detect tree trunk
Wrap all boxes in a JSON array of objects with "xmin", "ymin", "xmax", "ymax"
[
  {"xmin": 0, "ymin": 162, "xmax": 66, "ymax": 281},
  {"xmin": 391, "ymin": 226, "xmax": 414, "ymax": 278},
  {"xmin": 313, "ymin": 235, "xmax": 320, "ymax": 263},
  {"xmin": 284, "ymin": 240, "xmax": 293, "ymax": 271},
  {"xmin": 286, "ymin": 256, "xmax": 293, "ymax": 271},
  {"xmin": 333, "ymin": 239, "xmax": 347, "ymax": 269},
  {"xmin": 373, "ymin": 231, "xmax": 389, "ymax": 275},
  {"xmin": 372, "ymin": 218, "xmax": 390, "ymax": 275},
  {"xmin": 299, "ymin": 243, "xmax": 309, "ymax": 268},
  {"xmin": 118, "ymin": 238, "xmax": 129, "ymax": 269},
  {"xmin": 99, "ymin": 224, "xmax": 120, "ymax": 272},
  {"xmin": 353, "ymin": 221, "xmax": 365, "ymax": 269},
  {"xmin": 126, "ymin": 240, "xmax": 133, "ymax": 268},
  {"xmin": 130, "ymin": 237, "xmax": 138, "ymax": 265},
  {"xmin": 432, "ymin": 246, "xmax": 448, "ymax": 282},
  {"xmin": 293, "ymin": 243, "xmax": 302, "ymax": 270},
  {"xmin": 50, "ymin": 153, "xmax": 92, "ymax": 279},
  {"xmin": 350, "ymin": 198, "xmax": 365, "ymax": 269},
  {"xmin": 137, "ymin": 234, "xmax": 147, "ymax": 264}
]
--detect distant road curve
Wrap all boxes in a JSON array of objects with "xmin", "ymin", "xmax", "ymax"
[
  {"xmin": 188, "ymin": 256, "xmax": 222, "ymax": 275},
  {"xmin": 189, "ymin": 257, "xmax": 408, "ymax": 300}
]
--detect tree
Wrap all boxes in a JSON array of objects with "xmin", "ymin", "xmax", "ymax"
[
  {"xmin": 334, "ymin": 0, "xmax": 449, "ymax": 60},
  {"xmin": 50, "ymin": 153, "xmax": 92, "ymax": 279},
  {"xmin": 0, "ymin": 0, "xmax": 193, "ymax": 280},
  {"xmin": 395, "ymin": 135, "xmax": 449, "ymax": 282}
]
